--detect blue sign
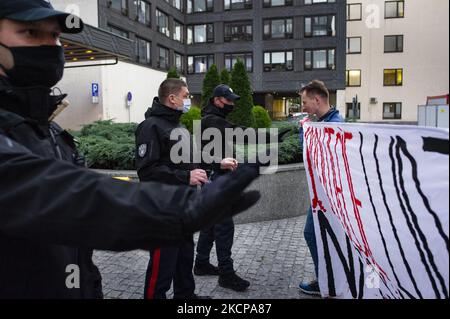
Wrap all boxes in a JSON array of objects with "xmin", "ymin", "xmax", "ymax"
[
  {"xmin": 127, "ymin": 92, "xmax": 133, "ymax": 102},
  {"xmin": 92, "ymin": 83, "xmax": 99, "ymax": 97}
]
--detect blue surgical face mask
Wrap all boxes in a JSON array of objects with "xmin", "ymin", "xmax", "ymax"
[{"xmin": 181, "ymin": 98, "xmax": 192, "ymax": 113}]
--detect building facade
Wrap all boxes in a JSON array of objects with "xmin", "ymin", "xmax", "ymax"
[
  {"xmin": 99, "ymin": 0, "xmax": 347, "ymax": 117},
  {"xmin": 345, "ymin": 0, "xmax": 449, "ymax": 124},
  {"xmin": 52, "ymin": 0, "xmax": 169, "ymax": 130},
  {"xmin": 53, "ymin": 0, "xmax": 347, "ymax": 128}
]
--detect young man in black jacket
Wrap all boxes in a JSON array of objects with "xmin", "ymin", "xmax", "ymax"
[
  {"xmin": 135, "ymin": 79, "xmax": 206, "ymax": 299},
  {"xmin": 136, "ymin": 79, "xmax": 240, "ymax": 299},
  {"xmin": 0, "ymin": 0, "xmax": 260, "ymax": 299}
]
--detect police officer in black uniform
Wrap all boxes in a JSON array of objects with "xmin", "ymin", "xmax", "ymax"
[
  {"xmin": 136, "ymin": 79, "xmax": 209, "ymax": 299},
  {"xmin": 194, "ymin": 85, "xmax": 250, "ymax": 292},
  {"xmin": 194, "ymin": 85, "xmax": 289, "ymax": 292},
  {"xmin": 0, "ymin": 0, "xmax": 260, "ymax": 299}
]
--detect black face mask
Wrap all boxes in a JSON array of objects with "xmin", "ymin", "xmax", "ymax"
[
  {"xmin": 0, "ymin": 43, "xmax": 65, "ymax": 88},
  {"xmin": 223, "ymin": 104, "xmax": 235, "ymax": 114}
]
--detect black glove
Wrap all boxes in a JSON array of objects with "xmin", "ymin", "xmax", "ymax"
[{"xmin": 182, "ymin": 164, "xmax": 261, "ymax": 234}]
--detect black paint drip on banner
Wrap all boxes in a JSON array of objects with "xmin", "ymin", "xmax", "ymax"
[{"xmin": 317, "ymin": 210, "xmax": 365, "ymax": 299}]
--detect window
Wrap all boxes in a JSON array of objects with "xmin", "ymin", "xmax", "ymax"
[
  {"xmin": 166, "ymin": 0, "xmax": 185, "ymax": 12},
  {"xmin": 174, "ymin": 52, "xmax": 184, "ymax": 73},
  {"xmin": 384, "ymin": 35, "xmax": 403, "ymax": 53},
  {"xmin": 174, "ymin": 0, "xmax": 184, "ymax": 11},
  {"xmin": 158, "ymin": 46, "xmax": 170, "ymax": 70},
  {"xmin": 187, "ymin": 24, "xmax": 214, "ymax": 44},
  {"xmin": 263, "ymin": 0, "xmax": 293, "ymax": 7},
  {"xmin": 263, "ymin": 18, "xmax": 293, "ymax": 39},
  {"xmin": 346, "ymin": 102, "xmax": 361, "ymax": 119},
  {"xmin": 156, "ymin": 9, "xmax": 170, "ymax": 37},
  {"xmin": 188, "ymin": 55, "xmax": 215, "ymax": 74},
  {"xmin": 224, "ymin": 21, "xmax": 252, "ymax": 42},
  {"xmin": 109, "ymin": 0, "xmax": 128, "ymax": 14},
  {"xmin": 383, "ymin": 102, "xmax": 402, "ymax": 119},
  {"xmin": 187, "ymin": 0, "xmax": 214, "ymax": 13},
  {"xmin": 347, "ymin": 37, "xmax": 362, "ymax": 54},
  {"xmin": 385, "ymin": 1, "xmax": 404, "ymax": 18},
  {"xmin": 347, "ymin": 3, "xmax": 362, "ymax": 21},
  {"xmin": 225, "ymin": 0, "xmax": 253, "ymax": 10},
  {"xmin": 177, "ymin": 0, "xmax": 185, "ymax": 11},
  {"xmin": 264, "ymin": 51, "xmax": 293, "ymax": 72},
  {"xmin": 384, "ymin": 69, "xmax": 403, "ymax": 86},
  {"xmin": 108, "ymin": 24, "xmax": 129, "ymax": 38},
  {"xmin": 174, "ymin": 20, "xmax": 184, "ymax": 43},
  {"xmin": 346, "ymin": 70, "xmax": 361, "ymax": 87},
  {"xmin": 136, "ymin": 1, "xmax": 150, "ymax": 25},
  {"xmin": 225, "ymin": 53, "xmax": 253, "ymax": 72},
  {"xmin": 305, "ymin": 15, "xmax": 335, "ymax": 37},
  {"xmin": 136, "ymin": 37, "xmax": 151, "ymax": 65},
  {"xmin": 305, "ymin": 0, "xmax": 336, "ymax": 4},
  {"xmin": 304, "ymin": 49, "xmax": 335, "ymax": 70}
]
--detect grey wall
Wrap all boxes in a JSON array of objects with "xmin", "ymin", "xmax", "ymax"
[
  {"xmin": 235, "ymin": 164, "xmax": 310, "ymax": 224},
  {"xmin": 95, "ymin": 163, "xmax": 310, "ymax": 225}
]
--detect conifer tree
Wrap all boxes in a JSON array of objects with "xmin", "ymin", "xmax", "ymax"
[
  {"xmin": 166, "ymin": 67, "xmax": 180, "ymax": 79},
  {"xmin": 228, "ymin": 60, "xmax": 256, "ymax": 127},
  {"xmin": 201, "ymin": 64, "xmax": 220, "ymax": 107}
]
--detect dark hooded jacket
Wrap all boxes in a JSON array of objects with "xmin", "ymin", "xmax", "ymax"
[
  {"xmin": 135, "ymin": 98, "xmax": 198, "ymax": 185},
  {"xmin": 0, "ymin": 79, "xmax": 196, "ymax": 298},
  {"xmin": 201, "ymin": 101, "xmax": 289, "ymax": 175}
]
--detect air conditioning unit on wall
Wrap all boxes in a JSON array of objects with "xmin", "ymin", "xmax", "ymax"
[{"xmin": 370, "ymin": 97, "xmax": 378, "ymax": 104}]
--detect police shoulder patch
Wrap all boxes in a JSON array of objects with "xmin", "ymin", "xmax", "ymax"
[{"xmin": 138, "ymin": 144, "xmax": 147, "ymax": 158}]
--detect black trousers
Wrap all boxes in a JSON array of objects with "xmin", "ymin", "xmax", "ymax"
[
  {"xmin": 195, "ymin": 216, "xmax": 235, "ymax": 275},
  {"xmin": 144, "ymin": 236, "xmax": 195, "ymax": 299}
]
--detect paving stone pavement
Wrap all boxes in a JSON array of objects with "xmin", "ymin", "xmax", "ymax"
[{"xmin": 93, "ymin": 215, "xmax": 318, "ymax": 299}]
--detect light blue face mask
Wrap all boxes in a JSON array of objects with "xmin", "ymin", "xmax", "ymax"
[{"xmin": 181, "ymin": 98, "xmax": 192, "ymax": 113}]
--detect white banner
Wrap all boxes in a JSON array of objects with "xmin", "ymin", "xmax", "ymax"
[{"xmin": 303, "ymin": 122, "xmax": 449, "ymax": 299}]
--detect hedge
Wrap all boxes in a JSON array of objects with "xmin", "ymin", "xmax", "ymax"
[
  {"xmin": 75, "ymin": 119, "xmax": 303, "ymax": 170},
  {"xmin": 76, "ymin": 120, "xmax": 137, "ymax": 170}
]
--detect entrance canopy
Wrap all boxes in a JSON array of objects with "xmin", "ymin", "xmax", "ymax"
[{"xmin": 61, "ymin": 24, "xmax": 133, "ymax": 68}]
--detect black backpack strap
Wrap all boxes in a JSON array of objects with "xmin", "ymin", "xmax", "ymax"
[{"xmin": 49, "ymin": 121, "xmax": 77, "ymax": 149}]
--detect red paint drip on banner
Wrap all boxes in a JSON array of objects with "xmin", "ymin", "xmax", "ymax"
[
  {"xmin": 305, "ymin": 125, "xmax": 389, "ymax": 282},
  {"xmin": 305, "ymin": 127, "xmax": 326, "ymax": 212}
]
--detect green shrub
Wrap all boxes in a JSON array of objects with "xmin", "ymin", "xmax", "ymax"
[
  {"xmin": 75, "ymin": 118, "xmax": 303, "ymax": 170},
  {"xmin": 235, "ymin": 138, "xmax": 302, "ymax": 165},
  {"xmin": 235, "ymin": 121, "xmax": 302, "ymax": 165},
  {"xmin": 77, "ymin": 120, "xmax": 137, "ymax": 170},
  {"xmin": 252, "ymin": 105, "xmax": 272, "ymax": 129},
  {"xmin": 272, "ymin": 121, "xmax": 299, "ymax": 138},
  {"xmin": 278, "ymin": 135, "xmax": 302, "ymax": 164},
  {"xmin": 271, "ymin": 121, "xmax": 302, "ymax": 164},
  {"xmin": 180, "ymin": 106, "xmax": 202, "ymax": 134},
  {"xmin": 80, "ymin": 120, "xmax": 136, "ymax": 137}
]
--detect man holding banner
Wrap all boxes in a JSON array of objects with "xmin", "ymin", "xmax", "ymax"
[
  {"xmin": 301, "ymin": 83, "xmax": 448, "ymax": 299},
  {"xmin": 297, "ymin": 80, "xmax": 343, "ymax": 296}
]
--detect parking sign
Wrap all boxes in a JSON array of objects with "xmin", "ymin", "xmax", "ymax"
[{"xmin": 92, "ymin": 83, "xmax": 99, "ymax": 104}]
